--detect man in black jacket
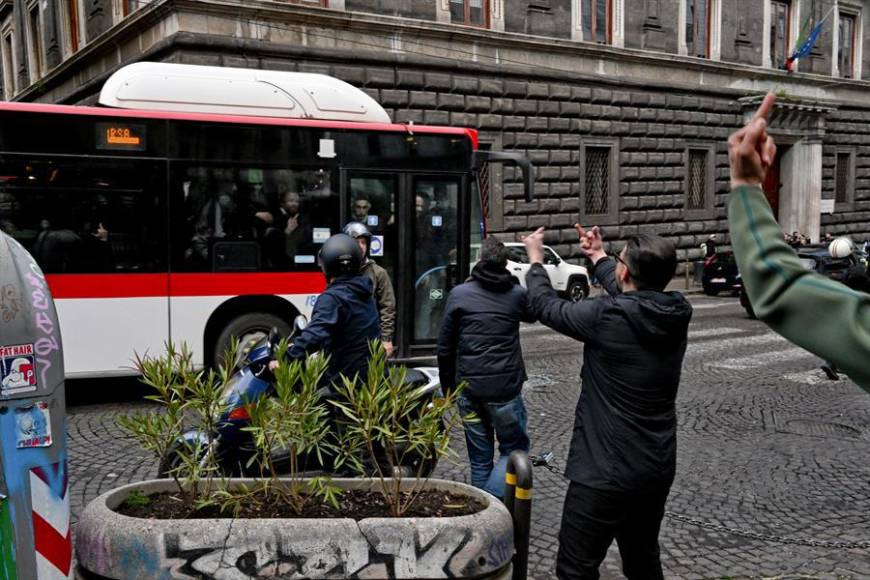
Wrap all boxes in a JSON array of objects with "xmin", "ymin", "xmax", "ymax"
[
  {"xmin": 437, "ymin": 237, "xmax": 536, "ymax": 498},
  {"xmin": 523, "ymin": 225, "xmax": 692, "ymax": 580}
]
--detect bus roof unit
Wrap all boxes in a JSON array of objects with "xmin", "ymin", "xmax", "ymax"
[{"xmin": 99, "ymin": 62, "xmax": 391, "ymax": 123}]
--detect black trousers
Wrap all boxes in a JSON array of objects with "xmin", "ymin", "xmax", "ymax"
[{"xmin": 556, "ymin": 481, "xmax": 670, "ymax": 580}]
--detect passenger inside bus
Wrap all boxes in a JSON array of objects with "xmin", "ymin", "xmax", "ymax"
[{"xmin": 263, "ymin": 188, "xmax": 314, "ymax": 269}]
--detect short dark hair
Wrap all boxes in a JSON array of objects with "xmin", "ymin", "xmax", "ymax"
[
  {"xmin": 622, "ymin": 234, "xmax": 677, "ymax": 291},
  {"xmin": 479, "ymin": 237, "xmax": 508, "ymax": 268}
]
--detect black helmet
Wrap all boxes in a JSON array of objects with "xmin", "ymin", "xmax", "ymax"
[
  {"xmin": 319, "ymin": 233, "xmax": 362, "ymax": 278},
  {"xmin": 342, "ymin": 221, "xmax": 373, "ymax": 242}
]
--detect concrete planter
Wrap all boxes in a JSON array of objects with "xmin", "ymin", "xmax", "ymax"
[{"xmin": 75, "ymin": 478, "xmax": 513, "ymax": 579}]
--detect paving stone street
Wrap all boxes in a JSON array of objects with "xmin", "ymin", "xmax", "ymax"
[{"xmin": 67, "ymin": 294, "xmax": 870, "ymax": 579}]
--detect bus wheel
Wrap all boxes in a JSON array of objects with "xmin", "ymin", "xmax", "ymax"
[{"xmin": 213, "ymin": 313, "xmax": 291, "ymax": 368}]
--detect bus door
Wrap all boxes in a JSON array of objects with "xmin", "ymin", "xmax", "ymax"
[{"xmin": 343, "ymin": 171, "xmax": 464, "ymax": 360}]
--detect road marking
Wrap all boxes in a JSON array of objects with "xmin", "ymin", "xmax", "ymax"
[
  {"xmin": 687, "ymin": 332, "xmax": 788, "ymax": 356},
  {"xmin": 687, "ymin": 327, "xmax": 744, "ymax": 339},
  {"xmin": 783, "ymin": 369, "xmax": 831, "ymax": 385},
  {"xmin": 711, "ymin": 346, "xmax": 813, "ymax": 370},
  {"xmin": 689, "ymin": 301, "xmax": 741, "ymax": 310}
]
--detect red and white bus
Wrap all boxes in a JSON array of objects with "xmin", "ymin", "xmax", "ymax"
[{"xmin": 0, "ymin": 63, "xmax": 531, "ymax": 377}]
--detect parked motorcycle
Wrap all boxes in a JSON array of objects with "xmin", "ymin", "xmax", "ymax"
[{"xmin": 157, "ymin": 316, "xmax": 442, "ymax": 479}]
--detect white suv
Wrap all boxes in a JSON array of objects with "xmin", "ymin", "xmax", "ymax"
[{"xmin": 503, "ymin": 243, "xmax": 590, "ymax": 301}]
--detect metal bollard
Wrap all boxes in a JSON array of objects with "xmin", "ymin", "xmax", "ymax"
[
  {"xmin": 505, "ymin": 450, "xmax": 533, "ymax": 580},
  {"xmin": 0, "ymin": 232, "xmax": 71, "ymax": 579}
]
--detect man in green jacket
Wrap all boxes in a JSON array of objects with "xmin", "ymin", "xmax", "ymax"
[{"xmin": 727, "ymin": 92, "xmax": 870, "ymax": 392}]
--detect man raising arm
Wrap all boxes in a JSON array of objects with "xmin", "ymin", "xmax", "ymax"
[{"xmin": 523, "ymin": 225, "xmax": 692, "ymax": 579}]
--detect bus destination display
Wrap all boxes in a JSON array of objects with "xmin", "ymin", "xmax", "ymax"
[{"xmin": 96, "ymin": 122, "xmax": 146, "ymax": 151}]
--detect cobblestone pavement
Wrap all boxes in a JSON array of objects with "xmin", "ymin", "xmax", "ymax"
[{"xmin": 67, "ymin": 295, "xmax": 870, "ymax": 579}]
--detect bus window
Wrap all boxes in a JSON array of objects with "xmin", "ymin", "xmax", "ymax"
[
  {"xmin": 171, "ymin": 166, "xmax": 338, "ymax": 272},
  {"xmin": 413, "ymin": 176, "xmax": 460, "ymax": 342},
  {"xmin": 0, "ymin": 156, "xmax": 166, "ymax": 273},
  {"xmin": 348, "ymin": 174, "xmax": 399, "ymax": 283}
]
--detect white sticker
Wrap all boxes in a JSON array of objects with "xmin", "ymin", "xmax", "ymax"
[
  {"xmin": 370, "ymin": 235, "xmax": 384, "ymax": 257},
  {"xmin": 367, "ymin": 215, "xmax": 379, "ymax": 227},
  {"xmin": 318, "ymin": 138, "xmax": 336, "ymax": 159},
  {"xmin": 16, "ymin": 401, "xmax": 52, "ymax": 449},
  {"xmin": 1, "ymin": 343, "xmax": 37, "ymax": 398},
  {"xmin": 312, "ymin": 228, "xmax": 331, "ymax": 243},
  {"xmin": 432, "ymin": 215, "xmax": 443, "ymax": 228},
  {"xmin": 430, "ymin": 289, "xmax": 444, "ymax": 300},
  {"xmin": 295, "ymin": 255, "xmax": 316, "ymax": 264}
]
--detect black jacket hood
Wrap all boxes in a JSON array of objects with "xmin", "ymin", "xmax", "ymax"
[
  {"xmin": 332, "ymin": 274, "xmax": 375, "ymax": 298},
  {"xmin": 619, "ymin": 291, "xmax": 693, "ymax": 348},
  {"xmin": 471, "ymin": 261, "xmax": 514, "ymax": 293}
]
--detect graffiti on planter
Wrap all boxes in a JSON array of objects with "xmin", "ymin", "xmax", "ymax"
[{"xmin": 146, "ymin": 522, "xmax": 512, "ymax": 579}]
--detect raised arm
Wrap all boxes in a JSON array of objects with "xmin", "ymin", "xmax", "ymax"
[
  {"xmin": 728, "ymin": 93, "xmax": 870, "ymax": 392},
  {"xmin": 523, "ymin": 226, "xmax": 602, "ymax": 342}
]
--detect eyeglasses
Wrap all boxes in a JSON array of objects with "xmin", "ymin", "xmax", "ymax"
[{"xmin": 612, "ymin": 253, "xmax": 635, "ymax": 277}]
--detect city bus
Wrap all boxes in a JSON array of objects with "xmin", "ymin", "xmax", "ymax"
[{"xmin": 0, "ymin": 62, "xmax": 532, "ymax": 377}]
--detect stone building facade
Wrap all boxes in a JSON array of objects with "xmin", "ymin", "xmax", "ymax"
[{"xmin": 2, "ymin": 0, "xmax": 870, "ymax": 264}]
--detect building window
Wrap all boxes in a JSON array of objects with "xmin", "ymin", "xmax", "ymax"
[
  {"xmin": 114, "ymin": 0, "xmax": 159, "ymax": 22},
  {"xmin": 687, "ymin": 150, "xmax": 707, "ymax": 210},
  {"xmin": 838, "ymin": 12, "xmax": 857, "ymax": 78},
  {"xmin": 1, "ymin": 22, "xmax": 15, "ymax": 99},
  {"xmin": 769, "ymin": 0, "xmax": 791, "ymax": 69},
  {"xmin": 585, "ymin": 148, "xmax": 610, "ymax": 215},
  {"xmin": 685, "ymin": 0, "xmax": 710, "ymax": 58},
  {"xmin": 835, "ymin": 150, "xmax": 854, "ymax": 205},
  {"xmin": 580, "ymin": 139, "xmax": 619, "ymax": 224},
  {"xmin": 26, "ymin": 1, "xmax": 43, "ymax": 79},
  {"xmin": 685, "ymin": 145, "xmax": 715, "ymax": 217},
  {"xmin": 450, "ymin": 0, "xmax": 488, "ymax": 27},
  {"xmin": 60, "ymin": 0, "xmax": 83, "ymax": 56},
  {"xmin": 582, "ymin": 0, "xmax": 611, "ymax": 44}
]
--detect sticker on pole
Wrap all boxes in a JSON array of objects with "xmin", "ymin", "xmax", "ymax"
[
  {"xmin": 16, "ymin": 401, "xmax": 52, "ymax": 448},
  {"xmin": 0, "ymin": 343, "xmax": 37, "ymax": 397},
  {"xmin": 370, "ymin": 235, "xmax": 384, "ymax": 257}
]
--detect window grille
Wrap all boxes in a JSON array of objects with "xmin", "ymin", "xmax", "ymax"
[
  {"xmin": 584, "ymin": 147, "xmax": 610, "ymax": 215},
  {"xmin": 477, "ymin": 148, "xmax": 491, "ymax": 221},
  {"xmin": 687, "ymin": 149, "xmax": 707, "ymax": 210},
  {"xmin": 835, "ymin": 153, "xmax": 851, "ymax": 204}
]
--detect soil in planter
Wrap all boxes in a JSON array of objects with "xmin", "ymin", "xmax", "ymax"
[{"xmin": 117, "ymin": 489, "xmax": 486, "ymax": 520}]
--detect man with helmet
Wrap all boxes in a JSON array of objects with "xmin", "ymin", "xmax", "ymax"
[
  {"xmin": 343, "ymin": 222, "xmax": 397, "ymax": 357},
  {"xmin": 278, "ymin": 233, "xmax": 380, "ymax": 387}
]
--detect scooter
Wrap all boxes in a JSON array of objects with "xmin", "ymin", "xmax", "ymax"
[{"xmin": 157, "ymin": 316, "xmax": 442, "ymax": 479}]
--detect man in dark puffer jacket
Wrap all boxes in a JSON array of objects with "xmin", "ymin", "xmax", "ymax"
[{"xmin": 437, "ymin": 237, "xmax": 536, "ymax": 498}]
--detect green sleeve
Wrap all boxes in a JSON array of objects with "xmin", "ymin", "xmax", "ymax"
[{"xmin": 727, "ymin": 185, "xmax": 870, "ymax": 392}]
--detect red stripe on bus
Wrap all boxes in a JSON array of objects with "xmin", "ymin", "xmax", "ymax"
[
  {"xmin": 0, "ymin": 101, "xmax": 478, "ymax": 144},
  {"xmin": 45, "ymin": 273, "xmax": 326, "ymax": 299}
]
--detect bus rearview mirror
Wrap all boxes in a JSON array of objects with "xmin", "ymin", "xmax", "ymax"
[{"xmin": 472, "ymin": 150, "xmax": 535, "ymax": 202}]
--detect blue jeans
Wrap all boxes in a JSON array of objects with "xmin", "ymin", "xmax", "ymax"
[{"xmin": 457, "ymin": 393, "xmax": 530, "ymax": 499}]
